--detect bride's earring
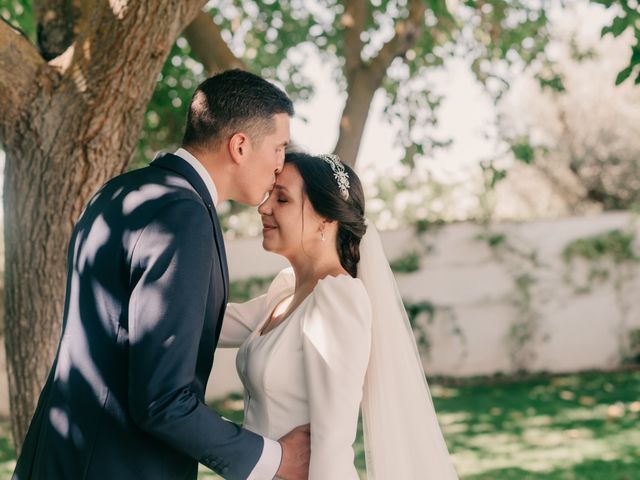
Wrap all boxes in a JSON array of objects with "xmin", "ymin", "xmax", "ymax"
[{"xmin": 320, "ymin": 230, "xmax": 325, "ymax": 242}]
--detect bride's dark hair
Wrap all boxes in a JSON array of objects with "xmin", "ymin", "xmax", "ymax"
[{"xmin": 285, "ymin": 151, "xmax": 367, "ymax": 278}]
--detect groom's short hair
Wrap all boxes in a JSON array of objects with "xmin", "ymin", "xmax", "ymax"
[{"xmin": 182, "ymin": 69, "xmax": 294, "ymax": 150}]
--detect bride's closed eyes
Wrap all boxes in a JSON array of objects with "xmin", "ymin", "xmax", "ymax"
[{"xmin": 271, "ymin": 184, "xmax": 293, "ymax": 204}]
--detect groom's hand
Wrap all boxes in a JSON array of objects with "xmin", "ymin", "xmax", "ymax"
[{"xmin": 276, "ymin": 424, "xmax": 310, "ymax": 479}]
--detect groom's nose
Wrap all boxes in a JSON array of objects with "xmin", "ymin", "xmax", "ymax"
[{"xmin": 276, "ymin": 151, "xmax": 285, "ymax": 173}]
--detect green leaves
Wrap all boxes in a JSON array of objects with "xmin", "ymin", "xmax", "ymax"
[
  {"xmin": 612, "ymin": 45, "xmax": 640, "ymax": 85},
  {"xmin": 511, "ymin": 138, "xmax": 535, "ymax": 165},
  {"xmin": 536, "ymin": 73, "xmax": 566, "ymax": 92},
  {"xmin": 0, "ymin": 0, "xmax": 35, "ymax": 43},
  {"xmin": 596, "ymin": 0, "xmax": 640, "ymax": 86},
  {"xmin": 480, "ymin": 161, "xmax": 508, "ymax": 189},
  {"xmin": 615, "ymin": 65, "xmax": 633, "ymax": 85},
  {"xmin": 601, "ymin": 15, "xmax": 629, "ymax": 38}
]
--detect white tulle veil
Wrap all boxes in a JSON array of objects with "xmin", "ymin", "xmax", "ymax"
[{"xmin": 357, "ymin": 222, "xmax": 459, "ymax": 479}]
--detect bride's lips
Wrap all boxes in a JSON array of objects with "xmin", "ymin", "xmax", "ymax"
[{"xmin": 262, "ymin": 223, "xmax": 277, "ymax": 235}]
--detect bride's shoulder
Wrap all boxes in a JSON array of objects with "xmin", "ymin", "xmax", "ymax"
[
  {"xmin": 316, "ymin": 273, "xmax": 366, "ymax": 291},
  {"xmin": 303, "ymin": 274, "xmax": 372, "ymax": 352},
  {"xmin": 312, "ymin": 274, "xmax": 371, "ymax": 314}
]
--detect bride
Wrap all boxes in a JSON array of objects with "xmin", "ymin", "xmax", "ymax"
[{"xmin": 219, "ymin": 152, "xmax": 458, "ymax": 479}]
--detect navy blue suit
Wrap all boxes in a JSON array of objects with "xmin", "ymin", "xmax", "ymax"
[{"xmin": 13, "ymin": 153, "xmax": 264, "ymax": 479}]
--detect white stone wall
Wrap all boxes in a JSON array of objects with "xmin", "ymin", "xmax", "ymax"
[
  {"xmin": 2, "ymin": 212, "xmax": 638, "ymax": 415},
  {"xmin": 207, "ymin": 211, "xmax": 640, "ymax": 399}
]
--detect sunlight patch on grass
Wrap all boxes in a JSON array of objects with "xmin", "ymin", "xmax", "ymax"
[{"xmin": 1, "ymin": 369, "xmax": 639, "ymax": 479}]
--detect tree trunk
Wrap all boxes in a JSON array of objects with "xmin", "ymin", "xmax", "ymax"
[
  {"xmin": 1, "ymin": 0, "xmax": 205, "ymax": 451},
  {"xmin": 333, "ymin": 69, "xmax": 379, "ymax": 167},
  {"xmin": 334, "ymin": 0, "xmax": 426, "ymax": 167}
]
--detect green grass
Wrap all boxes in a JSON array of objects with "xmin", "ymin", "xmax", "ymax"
[
  {"xmin": 432, "ymin": 370, "xmax": 640, "ymax": 479},
  {"xmin": 0, "ymin": 421, "xmax": 14, "ymax": 479},
  {"xmin": 2, "ymin": 370, "xmax": 640, "ymax": 479}
]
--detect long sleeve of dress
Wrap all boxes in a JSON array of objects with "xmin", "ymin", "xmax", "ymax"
[
  {"xmin": 219, "ymin": 268, "xmax": 296, "ymax": 347},
  {"xmin": 301, "ymin": 275, "xmax": 373, "ymax": 480}
]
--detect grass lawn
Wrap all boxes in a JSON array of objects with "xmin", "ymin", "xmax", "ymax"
[{"xmin": 1, "ymin": 369, "xmax": 639, "ymax": 479}]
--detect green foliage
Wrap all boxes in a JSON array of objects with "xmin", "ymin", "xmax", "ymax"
[
  {"xmin": 200, "ymin": 370, "xmax": 640, "ymax": 478},
  {"xmin": 535, "ymin": 72, "xmax": 566, "ymax": 92},
  {"xmin": 508, "ymin": 272, "xmax": 539, "ymax": 368},
  {"xmin": 562, "ymin": 229, "xmax": 639, "ymax": 264},
  {"xmin": 438, "ymin": 369, "xmax": 640, "ymax": 479},
  {"xmin": 4, "ymin": 368, "xmax": 640, "ymax": 478},
  {"xmin": 615, "ymin": 64, "xmax": 634, "ymax": 85},
  {"xmin": 595, "ymin": 0, "xmax": 640, "ymax": 85},
  {"xmin": 466, "ymin": 0, "xmax": 553, "ymax": 98},
  {"xmin": 0, "ymin": 0, "xmax": 35, "ymax": 43},
  {"xmin": 476, "ymin": 231, "xmax": 507, "ymax": 248},
  {"xmin": 228, "ymin": 275, "xmax": 275, "ymax": 303},
  {"xmin": 414, "ymin": 218, "xmax": 446, "ymax": 235},
  {"xmin": 476, "ymin": 229, "xmax": 542, "ymax": 369},
  {"xmin": 624, "ymin": 328, "xmax": 640, "ymax": 365},
  {"xmin": 2, "ymin": 0, "xmax": 559, "ymax": 197},
  {"xmin": 404, "ymin": 300, "xmax": 437, "ymax": 350},
  {"xmin": 390, "ymin": 250, "xmax": 421, "ymax": 273},
  {"xmin": 562, "ymin": 229, "xmax": 638, "ymax": 295},
  {"xmin": 132, "ymin": 38, "xmax": 205, "ymax": 168},
  {"xmin": 203, "ymin": 1, "xmax": 315, "ymax": 99},
  {"xmin": 480, "ymin": 160, "xmax": 507, "ymax": 189},
  {"xmin": 505, "ymin": 134, "xmax": 552, "ymax": 169}
]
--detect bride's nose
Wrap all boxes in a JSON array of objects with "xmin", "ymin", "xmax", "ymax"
[{"xmin": 258, "ymin": 195, "xmax": 272, "ymax": 215}]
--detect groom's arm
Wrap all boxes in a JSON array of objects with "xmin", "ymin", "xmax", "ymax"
[{"xmin": 128, "ymin": 198, "xmax": 271, "ymax": 479}]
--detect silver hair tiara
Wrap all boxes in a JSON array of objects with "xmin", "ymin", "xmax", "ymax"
[{"xmin": 319, "ymin": 154, "xmax": 350, "ymax": 200}]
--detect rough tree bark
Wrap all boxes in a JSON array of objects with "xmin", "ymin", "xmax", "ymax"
[
  {"xmin": 183, "ymin": 11, "xmax": 246, "ymax": 73},
  {"xmin": 0, "ymin": 0, "xmax": 205, "ymax": 451}
]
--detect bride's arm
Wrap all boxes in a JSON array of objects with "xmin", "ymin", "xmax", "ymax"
[
  {"xmin": 301, "ymin": 276, "xmax": 372, "ymax": 480},
  {"xmin": 219, "ymin": 268, "xmax": 296, "ymax": 347},
  {"xmin": 218, "ymin": 294, "xmax": 267, "ymax": 347}
]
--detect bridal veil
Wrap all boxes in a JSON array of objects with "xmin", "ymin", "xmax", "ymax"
[{"xmin": 357, "ymin": 223, "xmax": 459, "ymax": 479}]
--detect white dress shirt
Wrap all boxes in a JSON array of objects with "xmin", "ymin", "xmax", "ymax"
[{"xmin": 173, "ymin": 148, "xmax": 283, "ymax": 479}]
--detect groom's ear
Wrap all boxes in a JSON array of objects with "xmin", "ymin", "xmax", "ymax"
[{"xmin": 228, "ymin": 132, "xmax": 249, "ymax": 165}]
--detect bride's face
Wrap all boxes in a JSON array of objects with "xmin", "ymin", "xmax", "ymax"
[{"xmin": 258, "ymin": 164, "xmax": 323, "ymax": 257}]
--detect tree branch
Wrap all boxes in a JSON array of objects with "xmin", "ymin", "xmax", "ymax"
[
  {"xmin": 369, "ymin": 0, "xmax": 426, "ymax": 82},
  {"xmin": 0, "ymin": 18, "xmax": 49, "ymax": 141},
  {"xmin": 33, "ymin": 0, "xmax": 81, "ymax": 60},
  {"xmin": 341, "ymin": 0, "xmax": 368, "ymax": 75},
  {"xmin": 58, "ymin": 1, "xmax": 204, "ymax": 98},
  {"xmin": 333, "ymin": 0, "xmax": 426, "ymax": 166},
  {"xmin": 182, "ymin": 10, "xmax": 246, "ymax": 75}
]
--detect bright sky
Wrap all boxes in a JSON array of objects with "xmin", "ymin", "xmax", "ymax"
[
  {"xmin": 290, "ymin": 0, "xmax": 613, "ymax": 191},
  {"xmin": 290, "ymin": 46, "xmax": 498, "ymax": 188},
  {"xmin": 0, "ymin": 1, "xmax": 615, "ymax": 228}
]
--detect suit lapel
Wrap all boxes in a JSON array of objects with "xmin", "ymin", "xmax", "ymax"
[{"xmin": 150, "ymin": 153, "xmax": 229, "ymax": 302}]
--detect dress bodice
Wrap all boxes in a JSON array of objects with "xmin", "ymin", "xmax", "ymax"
[
  {"xmin": 236, "ymin": 292, "xmax": 311, "ymax": 440},
  {"xmin": 222, "ymin": 268, "xmax": 372, "ymax": 479}
]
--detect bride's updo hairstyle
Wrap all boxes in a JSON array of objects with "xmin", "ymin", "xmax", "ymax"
[{"xmin": 285, "ymin": 151, "xmax": 367, "ymax": 278}]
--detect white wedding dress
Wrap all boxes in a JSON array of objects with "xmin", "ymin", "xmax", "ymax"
[
  {"xmin": 219, "ymin": 268, "xmax": 371, "ymax": 479},
  {"xmin": 220, "ymin": 225, "xmax": 458, "ymax": 479}
]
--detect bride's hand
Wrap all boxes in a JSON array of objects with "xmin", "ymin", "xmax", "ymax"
[{"xmin": 276, "ymin": 424, "xmax": 311, "ymax": 480}]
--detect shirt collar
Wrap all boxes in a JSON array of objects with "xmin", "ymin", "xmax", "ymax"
[{"xmin": 173, "ymin": 148, "xmax": 219, "ymax": 207}]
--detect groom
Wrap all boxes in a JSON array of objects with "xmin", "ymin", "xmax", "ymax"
[{"xmin": 13, "ymin": 70, "xmax": 309, "ymax": 480}]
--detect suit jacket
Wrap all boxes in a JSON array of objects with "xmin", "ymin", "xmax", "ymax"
[{"xmin": 13, "ymin": 153, "xmax": 264, "ymax": 480}]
